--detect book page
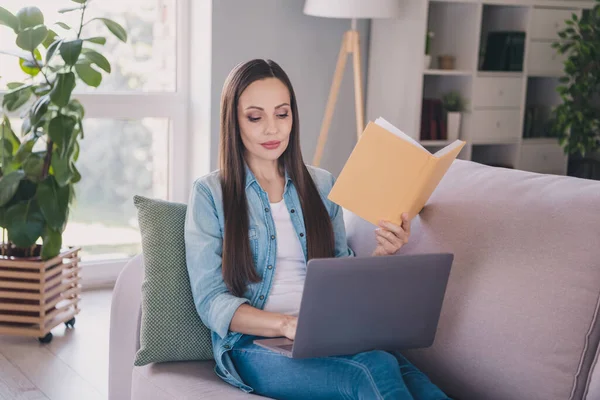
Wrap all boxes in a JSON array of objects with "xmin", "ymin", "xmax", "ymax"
[
  {"xmin": 374, "ymin": 117, "xmax": 430, "ymax": 155},
  {"xmin": 434, "ymin": 140, "xmax": 465, "ymax": 158}
]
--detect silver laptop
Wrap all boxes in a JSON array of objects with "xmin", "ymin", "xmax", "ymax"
[{"xmin": 254, "ymin": 252, "xmax": 453, "ymax": 359}]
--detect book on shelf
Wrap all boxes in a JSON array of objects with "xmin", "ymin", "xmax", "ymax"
[
  {"xmin": 420, "ymin": 99, "xmax": 446, "ymax": 141},
  {"xmin": 328, "ymin": 117, "xmax": 466, "ymax": 226}
]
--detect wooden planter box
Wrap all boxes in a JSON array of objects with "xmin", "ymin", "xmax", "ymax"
[{"xmin": 0, "ymin": 247, "xmax": 81, "ymax": 343}]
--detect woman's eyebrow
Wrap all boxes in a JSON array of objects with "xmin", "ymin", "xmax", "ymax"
[{"xmin": 245, "ymin": 103, "xmax": 290, "ymax": 111}]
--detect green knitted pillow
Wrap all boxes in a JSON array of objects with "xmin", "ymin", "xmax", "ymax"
[{"xmin": 133, "ymin": 195, "xmax": 213, "ymax": 366}]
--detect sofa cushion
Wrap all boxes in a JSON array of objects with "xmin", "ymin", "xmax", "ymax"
[
  {"xmin": 133, "ymin": 195, "xmax": 213, "ymax": 366},
  {"xmin": 131, "ymin": 361, "xmax": 271, "ymax": 400},
  {"xmin": 344, "ymin": 160, "xmax": 600, "ymax": 400}
]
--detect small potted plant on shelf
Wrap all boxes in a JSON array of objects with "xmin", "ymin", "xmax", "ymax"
[
  {"xmin": 425, "ymin": 30, "xmax": 434, "ymax": 69},
  {"xmin": 0, "ymin": 1, "xmax": 127, "ymax": 343},
  {"xmin": 550, "ymin": 0, "xmax": 600, "ymax": 180},
  {"xmin": 442, "ymin": 91, "xmax": 467, "ymax": 142}
]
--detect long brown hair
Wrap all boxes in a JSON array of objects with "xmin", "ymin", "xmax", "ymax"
[{"xmin": 219, "ymin": 59, "xmax": 335, "ymax": 297}]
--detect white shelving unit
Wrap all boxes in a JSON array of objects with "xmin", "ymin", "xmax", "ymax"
[{"xmin": 366, "ymin": 0, "xmax": 594, "ymax": 175}]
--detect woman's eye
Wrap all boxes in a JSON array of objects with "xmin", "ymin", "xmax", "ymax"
[
  {"xmin": 277, "ymin": 113, "xmax": 289, "ymax": 119},
  {"xmin": 248, "ymin": 116, "xmax": 261, "ymax": 122}
]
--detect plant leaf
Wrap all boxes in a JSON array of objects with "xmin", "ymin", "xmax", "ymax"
[
  {"xmin": 75, "ymin": 62, "xmax": 102, "ymax": 87},
  {"xmin": 58, "ymin": 6, "xmax": 84, "ymax": 14},
  {"xmin": 2, "ymin": 84, "xmax": 33, "ymax": 112},
  {"xmin": 66, "ymin": 99, "xmax": 85, "ymax": 119},
  {"xmin": 16, "ymin": 25, "xmax": 48, "ymax": 51},
  {"xmin": 14, "ymin": 137, "xmax": 36, "ymax": 163},
  {"xmin": 31, "ymin": 94, "xmax": 51, "ymax": 126},
  {"xmin": 6, "ymin": 82, "xmax": 24, "ymax": 90},
  {"xmin": 45, "ymin": 38, "xmax": 62, "ymax": 64},
  {"xmin": 41, "ymin": 227, "xmax": 62, "ymax": 259},
  {"xmin": 37, "ymin": 176, "xmax": 69, "ymax": 231},
  {"xmin": 83, "ymin": 37, "xmax": 106, "ymax": 45},
  {"xmin": 1, "ymin": 139, "xmax": 13, "ymax": 157},
  {"xmin": 16, "ymin": 7, "xmax": 44, "ymax": 29},
  {"xmin": 70, "ymin": 162, "xmax": 81, "ymax": 183},
  {"xmin": 51, "ymin": 152, "xmax": 72, "ymax": 186},
  {"xmin": 59, "ymin": 39, "xmax": 82, "ymax": 66},
  {"xmin": 48, "ymin": 115, "xmax": 76, "ymax": 156},
  {"xmin": 6, "ymin": 200, "xmax": 45, "ymax": 248},
  {"xmin": 0, "ymin": 6, "xmax": 19, "ymax": 33},
  {"xmin": 42, "ymin": 29, "xmax": 57, "ymax": 48},
  {"xmin": 49, "ymin": 72, "xmax": 76, "ymax": 107},
  {"xmin": 34, "ymin": 83, "xmax": 52, "ymax": 96},
  {"xmin": 22, "ymin": 154, "xmax": 44, "ymax": 181},
  {"xmin": 93, "ymin": 18, "xmax": 127, "ymax": 42},
  {"xmin": 0, "ymin": 170, "xmax": 26, "ymax": 206},
  {"xmin": 82, "ymin": 49, "xmax": 110, "ymax": 72},
  {"xmin": 18, "ymin": 47, "xmax": 41, "ymax": 77},
  {"xmin": 0, "ymin": 117, "xmax": 20, "ymax": 150},
  {"xmin": 55, "ymin": 22, "xmax": 71, "ymax": 30}
]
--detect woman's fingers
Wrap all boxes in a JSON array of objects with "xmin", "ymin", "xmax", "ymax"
[
  {"xmin": 378, "ymin": 216, "xmax": 410, "ymax": 244},
  {"xmin": 376, "ymin": 235, "xmax": 397, "ymax": 254},
  {"xmin": 377, "ymin": 225, "xmax": 408, "ymax": 245},
  {"xmin": 401, "ymin": 213, "xmax": 411, "ymax": 235}
]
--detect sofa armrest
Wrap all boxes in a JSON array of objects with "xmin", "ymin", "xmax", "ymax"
[{"xmin": 109, "ymin": 254, "xmax": 144, "ymax": 400}]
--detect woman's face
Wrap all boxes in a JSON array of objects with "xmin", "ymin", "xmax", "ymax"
[{"xmin": 237, "ymin": 77, "xmax": 293, "ymax": 165}]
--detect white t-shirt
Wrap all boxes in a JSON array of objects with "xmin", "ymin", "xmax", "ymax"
[{"xmin": 262, "ymin": 199, "xmax": 306, "ymax": 316}]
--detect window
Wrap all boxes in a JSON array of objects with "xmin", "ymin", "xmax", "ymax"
[{"xmin": 0, "ymin": 0, "xmax": 191, "ymax": 262}]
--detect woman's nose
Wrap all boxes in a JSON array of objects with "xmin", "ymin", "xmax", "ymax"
[{"xmin": 265, "ymin": 117, "xmax": 277, "ymax": 135}]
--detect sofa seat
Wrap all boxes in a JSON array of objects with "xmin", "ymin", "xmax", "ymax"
[{"xmin": 131, "ymin": 360, "xmax": 271, "ymax": 400}]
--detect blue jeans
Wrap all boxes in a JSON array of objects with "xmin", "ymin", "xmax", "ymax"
[{"xmin": 229, "ymin": 335, "xmax": 450, "ymax": 400}]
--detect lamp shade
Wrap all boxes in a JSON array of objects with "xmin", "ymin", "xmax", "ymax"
[{"xmin": 303, "ymin": 0, "xmax": 402, "ymax": 19}]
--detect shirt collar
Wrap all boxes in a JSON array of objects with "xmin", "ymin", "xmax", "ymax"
[{"xmin": 244, "ymin": 162, "xmax": 292, "ymax": 191}]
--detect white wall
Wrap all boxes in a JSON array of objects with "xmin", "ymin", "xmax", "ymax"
[{"xmin": 209, "ymin": 0, "xmax": 370, "ymax": 177}]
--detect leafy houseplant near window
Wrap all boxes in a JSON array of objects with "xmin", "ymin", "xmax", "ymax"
[
  {"xmin": 0, "ymin": 1, "xmax": 127, "ymax": 258},
  {"xmin": 0, "ymin": 1, "xmax": 127, "ymax": 343},
  {"xmin": 551, "ymin": 0, "xmax": 600, "ymax": 180}
]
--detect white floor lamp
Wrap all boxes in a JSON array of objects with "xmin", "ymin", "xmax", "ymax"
[{"xmin": 304, "ymin": 0, "xmax": 402, "ymax": 167}]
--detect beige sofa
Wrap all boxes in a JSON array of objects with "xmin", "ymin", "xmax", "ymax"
[{"xmin": 109, "ymin": 160, "xmax": 600, "ymax": 400}]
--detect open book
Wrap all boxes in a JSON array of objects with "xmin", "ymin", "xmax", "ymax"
[{"xmin": 328, "ymin": 117, "xmax": 466, "ymax": 226}]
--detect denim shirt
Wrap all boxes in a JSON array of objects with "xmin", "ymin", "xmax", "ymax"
[{"xmin": 184, "ymin": 164, "xmax": 354, "ymax": 392}]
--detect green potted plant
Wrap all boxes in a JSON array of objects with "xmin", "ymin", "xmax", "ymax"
[
  {"xmin": 425, "ymin": 30, "xmax": 434, "ymax": 69},
  {"xmin": 550, "ymin": 0, "xmax": 600, "ymax": 180},
  {"xmin": 442, "ymin": 91, "xmax": 467, "ymax": 142},
  {"xmin": 0, "ymin": 1, "xmax": 127, "ymax": 259},
  {"xmin": 0, "ymin": 2, "xmax": 126, "ymax": 343}
]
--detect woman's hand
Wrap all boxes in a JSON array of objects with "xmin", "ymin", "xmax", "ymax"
[
  {"xmin": 372, "ymin": 213, "xmax": 411, "ymax": 257},
  {"xmin": 279, "ymin": 315, "xmax": 297, "ymax": 340}
]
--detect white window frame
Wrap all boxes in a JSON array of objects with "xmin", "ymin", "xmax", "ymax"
[{"xmin": 1, "ymin": 0, "xmax": 208, "ymax": 287}]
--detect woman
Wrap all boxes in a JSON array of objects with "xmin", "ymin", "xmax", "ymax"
[{"xmin": 184, "ymin": 59, "xmax": 449, "ymax": 400}]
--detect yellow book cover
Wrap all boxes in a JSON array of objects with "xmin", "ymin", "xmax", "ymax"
[{"xmin": 327, "ymin": 117, "xmax": 466, "ymax": 226}]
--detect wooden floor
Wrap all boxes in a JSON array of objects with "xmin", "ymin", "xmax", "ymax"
[{"xmin": 0, "ymin": 289, "xmax": 112, "ymax": 400}]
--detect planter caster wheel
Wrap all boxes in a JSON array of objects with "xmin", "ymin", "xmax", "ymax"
[
  {"xmin": 65, "ymin": 317, "xmax": 76, "ymax": 328},
  {"xmin": 39, "ymin": 333, "xmax": 53, "ymax": 344}
]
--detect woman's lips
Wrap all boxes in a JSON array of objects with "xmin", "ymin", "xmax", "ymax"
[{"xmin": 261, "ymin": 141, "xmax": 281, "ymax": 150}]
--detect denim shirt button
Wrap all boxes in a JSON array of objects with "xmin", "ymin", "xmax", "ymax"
[
  {"xmin": 259, "ymin": 295, "xmax": 265, "ymax": 300},
  {"xmin": 267, "ymin": 265, "xmax": 273, "ymax": 269},
  {"xmin": 271, "ymin": 235, "xmax": 275, "ymax": 240},
  {"xmin": 290, "ymin": 209, "xmax": 295, "ymax": 213},
  {"xmin": 223, "ymin": 344, "xmax": 231, "ymax": 349},
  {"xmin": 265, "ymin": 207, "xmax": 269, "ymax": 212},
  {"xmin": 300, "ymin": 233, "xmax": 304, "ymax": 237}
]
